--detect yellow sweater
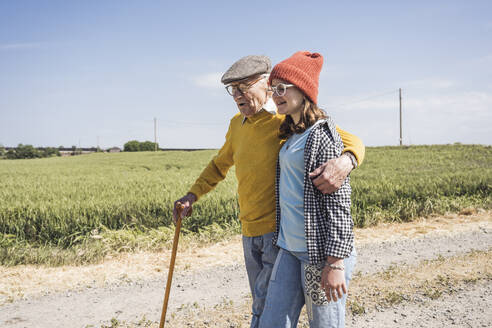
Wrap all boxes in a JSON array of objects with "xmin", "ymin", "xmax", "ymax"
[{"xmin": 189, "ymin": 110, "xmax": 365, "ymax": 237}]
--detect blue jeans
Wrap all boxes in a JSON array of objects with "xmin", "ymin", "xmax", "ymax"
[
  {"xmin": 242, "ymin": 232, "xmax": 279, "ymax": 328},
  {"xmin": 259, "ymin": 247, "xmax": 357, "ymax": 328}
]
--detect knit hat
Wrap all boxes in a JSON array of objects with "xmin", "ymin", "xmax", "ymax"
[{"xmin": 269, "ymin": 51, "xmax": 323, "ymax": 104}]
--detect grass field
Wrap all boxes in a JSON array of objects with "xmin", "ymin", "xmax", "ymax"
[{"xmin": 0, "ymin": 144, "xmax": 491, "ymax": 266}]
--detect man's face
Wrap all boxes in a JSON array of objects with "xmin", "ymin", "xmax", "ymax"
[{"xmin": 228, "ymin": 75, "xmax": 269, "ymax": 117}]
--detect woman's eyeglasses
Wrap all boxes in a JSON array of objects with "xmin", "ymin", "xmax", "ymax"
[{"xmin": 270, "ymin": 83, "xmax": 295, "ymax": 97}]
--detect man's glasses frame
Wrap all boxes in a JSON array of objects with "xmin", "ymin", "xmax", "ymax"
[{"xmin": 225, "ymin": 75, "xmax": 267, "ymax": 96}]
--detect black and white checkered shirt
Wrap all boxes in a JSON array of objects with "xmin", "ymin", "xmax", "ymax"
[{"xmin": 273, "ymin": 117, "xmax": 354, "ymax": 265}]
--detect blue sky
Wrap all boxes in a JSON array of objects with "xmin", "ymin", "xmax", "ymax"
[{"xmin": 1, "ymin": 0, "xmax": 491, "ymax": 148}]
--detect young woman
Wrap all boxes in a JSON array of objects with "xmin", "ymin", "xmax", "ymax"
[{"xmin": 259, "ymin": 51, "xmax": 356, "ymax": 328}]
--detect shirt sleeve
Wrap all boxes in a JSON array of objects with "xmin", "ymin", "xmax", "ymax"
[
  {"xmin": 335, "ymin": 126, "xmax": 365, "ymax": 166},
  {"xmin": 317, "ymin": 126, "xmax": 354, "ymax": 259},
  {"xmin": 322, "ymin": 189, "xmax": 354, "ymax": 259},
  {"xmin": 188, "ymin": 122, "xmax": 234, "ymax": 201}
]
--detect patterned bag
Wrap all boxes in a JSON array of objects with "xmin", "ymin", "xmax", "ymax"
[{"xmin": 304, "ymin": 263, "xmax": 330, "ymax": 306}]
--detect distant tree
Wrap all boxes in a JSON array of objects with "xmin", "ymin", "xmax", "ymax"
[
  {"xmin": 124, "ymin": 140, "xmax": 140, "ymax": 152},
  {"xmin": 6, "ymin": 149, "xmax": 16, "ymax": 159},
  {"xmin": 140, "ymin": 141, "xmax": 158, "ymax": 151},
  {"xmin": 3, "ymin": 145, "xmax": 61, "ymax": 159},
  {"xmin": 0, "ymin": 144, "xmax": 5, "ymax": 157},
  {"xmin": 16, "ymin": 144, "xmax": 40, "ymax": 159},
  {"xmin": 71, "ymin": 145, "xmax": 81, "ymax": 156},
  {"xmin": 42, "ymin": 147, "xmax": 60, "ymax": 157},
  {"xmin": 5, "ymin": 144, "xmax": 40, "ymax": 159},
  {"xmin": 123, "ymin": 140, "xmax": 158, "ymax": 152}
]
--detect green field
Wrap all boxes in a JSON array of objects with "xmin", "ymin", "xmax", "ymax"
[{"xmin": 1, "ymin": 144, "xmax": 491, "ymax": 266}]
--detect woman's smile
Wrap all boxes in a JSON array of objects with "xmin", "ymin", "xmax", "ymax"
[{"xmin": 275, "ymin": 99, "xmax": 287, "ymax": 111}]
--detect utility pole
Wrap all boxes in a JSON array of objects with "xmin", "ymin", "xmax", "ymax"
[
  {"xmin": 399, "ymin": 88, "xmax": 402, "ymax": 146},
  {"xmin": 154, "ymin": 117, "xmax": 157, "ymax": 151}
]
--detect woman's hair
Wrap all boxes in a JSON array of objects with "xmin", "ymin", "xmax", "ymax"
[{"xmin": 278, "ymin": 97, "xmax": 327, "ymax": 139}]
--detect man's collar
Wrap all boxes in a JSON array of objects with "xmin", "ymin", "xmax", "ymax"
[
  {"xmin": 263, "ymin": 97, "xmax": 277, "ymax": 114},
  {"xmin": 242, "ymin": 97, "xmax": 277, "ymax": 124}
]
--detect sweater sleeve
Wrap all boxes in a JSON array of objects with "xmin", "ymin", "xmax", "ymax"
[
  {"xmin": 188, "ymin": 122, "xmax": 234, "ymax": 201},
  {"xmin": 335, "ymin": 126, "xmax": 365, "ymax": 166}
]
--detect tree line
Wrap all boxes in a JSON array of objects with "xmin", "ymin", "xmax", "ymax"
[
  {"xmin": 0, "ymin": 141, "xmax": 159, "ymax": 160},
  {"xmin": 123, "ymin": 140, "xmax": 158, "ymax": 152},
  {"xmin": 0, "ymin": 144, "xmax": 61, "ymax": 159}
]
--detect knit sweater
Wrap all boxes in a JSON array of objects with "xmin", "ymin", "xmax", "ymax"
[{"xmin": 188, "ymin": 109, "xmax": 365, "ymax": 237}]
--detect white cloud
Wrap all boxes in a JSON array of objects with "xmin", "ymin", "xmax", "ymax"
[
  {"xmin": 323, "ymin": 89, "xmax": 399, "ymax": 111},
  {"xmin": 0, "ymin": 42, "xmax": 43, "ymax": 50},
  {"xmin": 323, "ymin": 77, "xmax": 484, "ymax": 114},
  {"xmin": 191, "ymin": 72, "xmax": 223, "ymax": 89},
  {"xmin": 331, "ymin": 98, "xmax": 396, "ymax": 111},
  {"xmin": 324, "ymin": 90, "xmax": 492, "ymax": 124},
  {"xmin": 324, "ymin": 89, "xmax": 492, "ymax": 146},
  {"xmin": 400, "ymin": 78, "xmax": 456, "ymax": 89},
  {"xmin": 473, "ymin": 54, "xmax": 492, "ymax": 64},
  {"xmin": 407, "ymin": 91, "xmax": 492, "ymax": 116},
  {"xmin": 459, "ymin": 54, "xmax": 492, "ymax": 72}
]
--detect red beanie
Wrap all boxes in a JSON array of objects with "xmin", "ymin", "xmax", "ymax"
[{"xmin": 269, "ymin": 51, "xmax": 323, "ymax": 104}]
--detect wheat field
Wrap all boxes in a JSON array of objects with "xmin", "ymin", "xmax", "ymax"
[{"xmin": 0, "ymin": 144, "xmax": 490, "ymax": 266}]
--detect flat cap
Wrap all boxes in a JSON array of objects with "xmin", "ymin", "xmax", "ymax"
[{"xmin": 221, "ymin": 55, "xmax": 271, "ymax": 84}]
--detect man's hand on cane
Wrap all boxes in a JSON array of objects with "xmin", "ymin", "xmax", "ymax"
[{"xmin": 173, "ymin": 193, "xmax": 197, "ymax": 224}]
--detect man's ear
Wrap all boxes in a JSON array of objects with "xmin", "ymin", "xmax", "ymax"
[{"xmin": 264, "ymin": 79, "xmax": 273, "ymax": 97}]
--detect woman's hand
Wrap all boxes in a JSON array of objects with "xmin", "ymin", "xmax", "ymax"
[{"xmin": 321, "ymin": 259, "xmax": 347, "ymax": 302}]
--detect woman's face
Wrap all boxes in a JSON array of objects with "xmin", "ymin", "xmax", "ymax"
[{"xmin": 271, "ymin": 78, "xmax": 305, "ymax": 119}]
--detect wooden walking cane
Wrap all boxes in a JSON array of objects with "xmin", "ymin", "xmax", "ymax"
[{"xmin": 159, "ymin": 202, "xmax": 185, "ymax": 328}]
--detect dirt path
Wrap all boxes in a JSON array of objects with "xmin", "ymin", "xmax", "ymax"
[
  {"xmin": 347, "ymin": 280, "xmax": 492, "ymax": 328},
  {"xmin": 1, "ymin": 211, "xmax": 491, "ymax": 328}
]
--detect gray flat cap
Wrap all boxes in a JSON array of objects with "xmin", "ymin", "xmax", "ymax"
[{"xmin": 221, "ymin": 55, "xmax": 271, "ymax": 84}]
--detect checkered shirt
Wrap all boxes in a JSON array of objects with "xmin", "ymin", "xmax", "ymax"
[{"xmin": 273, "ymin": 117, "xmax": 354, "ymax": 265}]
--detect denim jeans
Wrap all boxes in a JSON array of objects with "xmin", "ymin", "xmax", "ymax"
[
  {"xmin": 259, "ymin": 247, "xmax": 357, "ymax": 328},
  {"xmin": 242, "ymin": 232, "xmax": 279, "ymax": 328}
]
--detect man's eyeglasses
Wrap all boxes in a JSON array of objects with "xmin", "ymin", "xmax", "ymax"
[
  {"xmin": 270, "ymin": 83, "xmax": 295, "ymax": 97},
  {"xmin": 225, "ymin": 75, "xmax": 266, "ymax": 96}
]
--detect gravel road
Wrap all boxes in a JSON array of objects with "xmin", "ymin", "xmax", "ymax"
[
  {"xmin": 347, "ymin": 280, "xmax": 492, "ymax": 328},
  {"xmin": 1, "ymin": 224, "xmax": 491, "ymax": 327}
]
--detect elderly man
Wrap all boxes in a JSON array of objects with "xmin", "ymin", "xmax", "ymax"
[{"xmin": 173, "ymin": 55, "xmax": 364, "ymax": 327}]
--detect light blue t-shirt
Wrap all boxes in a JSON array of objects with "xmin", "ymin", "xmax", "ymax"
[{"xmin": 277, "ymin": 123, "xmax": 318, "ymax": 252}]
